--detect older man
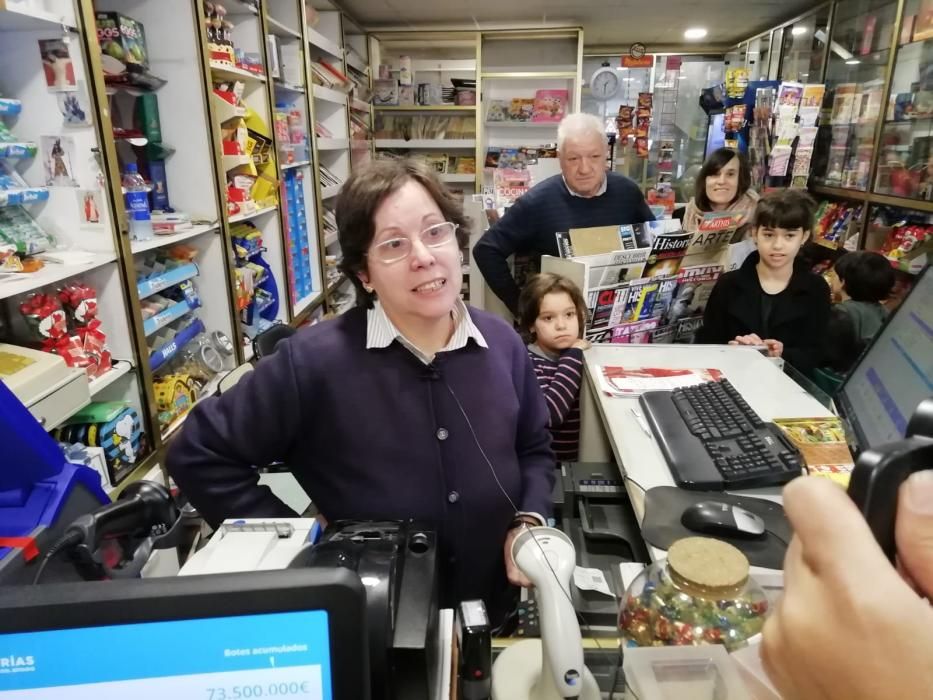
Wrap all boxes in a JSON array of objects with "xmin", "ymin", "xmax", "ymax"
[{"xmin": 474, "ymin": 112, "xmax": 654, "ymax": 314}]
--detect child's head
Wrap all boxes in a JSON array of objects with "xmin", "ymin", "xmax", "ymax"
[
  {"xmin": 833, "ymin": 251, "xmax": 895, "ymax": 302},
  {"xmin": 518, "ymin": 273, "xmax": 587, "ymax": 352},
  {"xmin": 751, "ymin": 190, "xmax": 815, "ymax": 271}
]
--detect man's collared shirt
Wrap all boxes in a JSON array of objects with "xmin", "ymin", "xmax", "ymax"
[
  {"xmin": 366, "ymin": 298, "xmax": 488, "ymax": 364},
  {"xmin": 562, "ymin": 174, "xmax": 608, "ymax": 198}
]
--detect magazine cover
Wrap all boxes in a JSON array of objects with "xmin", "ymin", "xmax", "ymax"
[
  {"xmin": 589, "ymin": 287, "xmax": 621, "ymax": 328},
  {"xmin": 555, "ymin": 231, "xmax": 574, "ymax": 258},
  {"xmin": 605, "ymin": 277, "xmax": 657, "ymax": 327},
  {"xmin": 649, "ymin": 323, "xmax": 676, "ymax": 344},
  {"xmin": 684, "ymin": 212, "xmax": 744, "ymax": 263},
  {"xmin": 621, "ymin": 277, "xmax": 661, "ymax": 323},
  {"xmin": 642, "ymin": 230, "xmax": 691, "ymax": 277},
  {"xmin": 610, "ymin": 318, "xmax": 659, "ymax": 344},
  {"xmin": 494, "ymin": 168, "xmax": 530, "ymax": 206},
  {"xmin": 578, "ymin": 249, "xmax": 650, "ymax": 290},
  {"xmin": 667, "ymin": 264, "xmax": 723, "ymax": 325},
  {"xmin": 673, "ymin": 316, "xmax": 705, "ymax": 343},
  {"xmin": 651, "ymin": 274, "xmax": 680, "ymax": 325},
  {"xmin": 531, "ymin": 89, "xmax": 569, "ymax": 123},
  {"xmin": 568, "ymin": 225, "xmax": 631, "ymax": 256},
  {"xmin": 830, "ymin": 83, "xmax": 858, "ymax": 125}
]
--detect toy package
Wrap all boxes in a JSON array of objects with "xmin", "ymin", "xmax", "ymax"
[{"xmin": 53, "ymin": 402, "xmax": 144, "ymax": 485}]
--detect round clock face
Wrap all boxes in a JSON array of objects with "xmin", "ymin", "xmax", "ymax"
[
  {"xmin": 590, "ymin": 67, "xmax": 620, "ymax": 101},
  {"xmin": 630, "ymin": 42, "xmax": 647, "ymax": 59}
]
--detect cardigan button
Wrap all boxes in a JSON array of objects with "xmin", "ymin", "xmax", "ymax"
[
  {"xmin": 447, "ymin": 491, "xmax": 460, "ymax": 503},
  {"xmin": 436, "ymin": 427, "xmax": 449, "ymax": 441}
]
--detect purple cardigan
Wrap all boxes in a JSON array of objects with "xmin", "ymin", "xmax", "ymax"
[{"xmin": 167, "ymin": 306, "xmax": 556, "ymax": 609}]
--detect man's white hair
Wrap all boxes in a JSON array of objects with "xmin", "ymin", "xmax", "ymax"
[{"xmin": 557, "ymin": 113, "xmax": 606, "ymax": 151}]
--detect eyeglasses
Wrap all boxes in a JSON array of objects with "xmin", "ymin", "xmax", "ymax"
[{"xmin": 368, "ymin": 221, "xmax": 458, "ymax": 264}]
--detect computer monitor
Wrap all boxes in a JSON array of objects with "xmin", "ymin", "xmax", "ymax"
[
  {"xmin": 837, "ymin": 265, "xmax": 932, "ymax": 453},
  {"xmin": 0, "ymin": 568, "xmax": 369, "ymax": 700}
]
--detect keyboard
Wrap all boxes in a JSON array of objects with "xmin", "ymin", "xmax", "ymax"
[{"xmin": 639, "ymin": 379, "xmax": 804, "ymax": 491}]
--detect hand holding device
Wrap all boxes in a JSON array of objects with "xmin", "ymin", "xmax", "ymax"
[
  {"xmin": 761, "ymin": 475, "xmax": 933, "ymax": 700},
  {"xmin": 505, "ymin": 525, "xmax": 533, "ymax": 588},
  {"xmin": 512, "ymin": 528, "xmax": 585, "ymax": 697}
]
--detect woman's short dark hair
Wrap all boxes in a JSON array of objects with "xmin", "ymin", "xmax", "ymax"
[
  {"xmin": 336, "ymin": 158, "xmax": 470, "ymax": 308},
  {"xmin": 834, "ymin": 251, "xmax": 896, "ymax": 302},
  {"xmin": 694, "ymin": 147, "xmax": 751, "ymax": 211},
  {"xmin": 753, "ymin": 189, "xmax": 816, "ymax": 232},
  {"xmin": 517, "ymin": 273, "xmax": 588, "ymax": 344}
]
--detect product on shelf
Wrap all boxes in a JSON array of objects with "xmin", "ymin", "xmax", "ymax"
[
  {"xmin": 123, "ymin": 163, "xmax": 154, "ymax": 241},
  {"xmin": 203, "ymin": 2, "xmax": 265, "ymax": 77},
  {"xmin": 282, "ymin": 169, "xmax": 314, "ymax": 304},
  {"xmin": 19, "ymin": 282, "xmax": 113, "ymax": 379},
  {"xmin": 875, "ymin": 219, "xmax": 932, "ymax": 273},
  {"xmin": 230, "ymin": 222, "xmax": 279, "ymax": 329},
  {"xmin": 374, "ymin": 113, "xmax": 475, "ymax": 141},
  {"xmin": 214, "ymin": 84, "xmax": 278, "ymax": 216},
  {"xmin": 0, "ymin": 96, "xmax": 50, "ymax": 211},
  {"xmin": 52, "ymin": 402, "xmax": 144, "ymax": 485},
  {"xmin": 814, "ymin": 200, "xmax": 863, "ymax": 249},
  {"xmin": 0, "ymin": 206, "xmax": 54, "ymax": 261},
  {"xmin": 96, "ymin": 12, "xmax": 165, "ymax": 91}
]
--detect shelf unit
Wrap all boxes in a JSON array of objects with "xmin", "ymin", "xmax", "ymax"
[
  {"xmin": 369, "ymin": 30, "xmax": 481, "ymax": 199},
  {"xmin": 0, "ymin": 0, "xmax": 156, "ymax": 483},
  {"xmin": 0, "ymin": 0, "xmax": 378, "ymax": 492},
  {"xmin": 480, "ymin": 29, "xmax": 582, "ymax": 193},
  {"xmin": 728, "ymin": 1, "xmax": 932, "ymax": 291}
]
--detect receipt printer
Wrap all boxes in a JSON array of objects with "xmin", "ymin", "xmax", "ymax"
[{"xmin": 291, "ymin": 520, "xmax": 439, "ymax": 700}]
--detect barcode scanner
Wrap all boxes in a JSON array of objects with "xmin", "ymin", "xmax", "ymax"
[{"xmin": 847, "ymin": 398, "xmax": 933, "ymax": 564}]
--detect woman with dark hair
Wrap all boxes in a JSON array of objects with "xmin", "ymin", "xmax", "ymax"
[
  {"xmin": 167, "ymin": 159, "xmax": 555, "ymax": 622},
  {"xmin": 682, "ymin": 147, "xmax": 759, "ymax": 233}
]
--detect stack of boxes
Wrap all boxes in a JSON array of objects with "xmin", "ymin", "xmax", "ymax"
[{"xmin": 282, "ymin": 169, "xmax": 313, "ymax": 304}]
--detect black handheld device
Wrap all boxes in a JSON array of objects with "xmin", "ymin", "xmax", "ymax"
[{"xmin": 847, "ymin": 398, "xmax": 933, "ymax": 564}]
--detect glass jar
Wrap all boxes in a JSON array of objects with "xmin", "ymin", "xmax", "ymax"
[{"xmin": 619, "ymin": 537, "xmax": 769, "ymax": 651}]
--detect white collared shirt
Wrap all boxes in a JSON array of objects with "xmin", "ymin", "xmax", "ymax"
[
  {"xmin": 562, "ymin": 174, "xmax": 608, "ymax": 198},
  {"xmin": 366, "ymin": 298, "xmax": 488, "ymax": 364}
]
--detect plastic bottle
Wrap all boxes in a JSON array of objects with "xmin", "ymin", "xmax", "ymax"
[{"xmin": 122, "ymin": 163, "xmax": 153, "ymax": 241}]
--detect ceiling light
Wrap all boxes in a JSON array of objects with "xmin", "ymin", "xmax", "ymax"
[
  {"xmin": 678, "ymin": 75, "xmax": 688, "ymax": 79},
  {"xmin": 684, "ymin": 27, "xmax": 707, "ymax": 40},
  {"xmin": 615, "ymin": 66, "xmax": 629, "ymax": 71},
  {"xmin": 846, "ymin": 59, "xmax": 860, "ymax": 65},
  {"xmin": 791, "ymin": 26, "xmax": 807, "ymax": 36}
]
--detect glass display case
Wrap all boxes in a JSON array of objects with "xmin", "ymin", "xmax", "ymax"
[
  {"xmin": 874, "ymin": 0, "xmax": 933, "ymax": 201},
  {"xmin": 810, "ymin": 0, "xmax": 899, "ymax": 191},
  {"xmin": 779, "ymin": 4, "xmax": 832, "ymax": 83}
]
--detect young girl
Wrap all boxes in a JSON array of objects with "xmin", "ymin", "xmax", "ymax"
[
  {"xmin": 697, "ymin": 189, "xmax": 831, "ymax": 374},
  {"xmin": 518, "ymin": 273, "xmax": 590, "ymax": 461}
]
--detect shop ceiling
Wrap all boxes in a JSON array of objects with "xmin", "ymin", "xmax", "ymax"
[{"xmin": 336, "ymin": 0, "xmax": 821, "ymax": 50}]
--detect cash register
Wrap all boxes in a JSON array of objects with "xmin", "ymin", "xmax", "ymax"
[{"xmin": 0, "ymin": 376, "xmax": 108, "ymax": 585}]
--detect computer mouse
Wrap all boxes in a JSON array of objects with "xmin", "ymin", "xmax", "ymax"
[{"xmin": 681, "ymin": 500, "xmax": 767, "ymax": 539}]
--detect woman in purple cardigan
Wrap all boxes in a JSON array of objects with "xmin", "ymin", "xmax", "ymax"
[{"xmin": 167, "ymin": 159, "xmax": 556, "ymax": 621}]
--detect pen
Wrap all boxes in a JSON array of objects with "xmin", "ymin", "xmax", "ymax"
[{"xmin": 630, "ymin": 407, "xmax": 652, "ymax": 437}]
